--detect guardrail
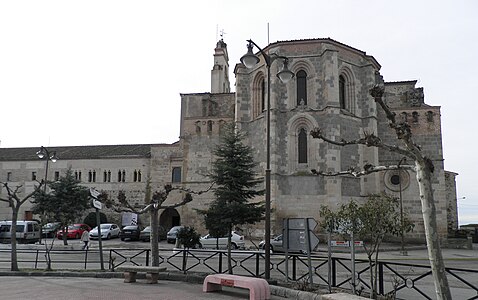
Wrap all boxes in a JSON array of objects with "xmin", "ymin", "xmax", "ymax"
[{"xmin": 0, "ymin": 248, "xmax": 476, "ymax": 299}]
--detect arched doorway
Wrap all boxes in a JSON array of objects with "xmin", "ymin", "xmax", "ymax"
[{"xmin": 160, "ymin": 208, "xmax": 180, "ymax": 230}]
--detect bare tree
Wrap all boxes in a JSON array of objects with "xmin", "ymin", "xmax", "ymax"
[
  {"xmin": 0, "ymin": 181, "xmax": 43, "ymax": 271},
  {"xmin": 310, "ymin": 85, "xmax": 451, "ymax": 299},
  {"xmin": 105, "ymin": 183, "xmax": 211, "ymax": 266}
]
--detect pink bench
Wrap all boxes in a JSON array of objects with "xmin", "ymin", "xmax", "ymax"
[{"xmin": 203, "ymin": 274, "xmax": 270, "ymax": 300}]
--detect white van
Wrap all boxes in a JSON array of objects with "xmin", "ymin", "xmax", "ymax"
[{"xmin": 0, "ymin": 220, "xmax": 41, "ymax": 244}]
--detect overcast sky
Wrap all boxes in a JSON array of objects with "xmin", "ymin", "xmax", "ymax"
[{"xmin": 1, "ymin": 1, "xmax": 477, "ymax": 225}]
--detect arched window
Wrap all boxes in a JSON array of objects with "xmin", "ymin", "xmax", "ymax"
[
  {"xmin": 207, "ymin": 120, "xmax": 213, "ymax": 133},
  {"xmin": 412, "ymin": 111, "xmax": 419, "ymax": 123},
  {"xmin": 260, "ymin": 79, "xmax": 265, "ymax": 112},
  {"xmin": 339, "ymin": 75, "xmax": 346, "ymax": 109},
  {"xmin": 426, "ymin": 111, "xmax": 434, "ymax": 122},
  {"xmin": 296, "ymin": 70, "xmax": 307, "ymax": 106},
  {"xmin": 252, "ymin": 73, "xmax": 266, "ymax": 118},
  {"xmin": 218, "ymin": 120, "xmax": 226, "ymax": 135},
  {"xmin": 195, "ymin": 121, "xmax": 201, "ymax": 134},
  {"xmin": 298, "ymin": 128, "xmax": 308, "ymax": 163}
]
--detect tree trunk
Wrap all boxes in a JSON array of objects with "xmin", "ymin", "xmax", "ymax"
[
  {"xmin": 416, "ymin": 161, "xmax": 451, "ymax": 299},
  {"xmin": 10, "ymin": 207, "xmax": 19, "ymax": 271},
  {"xmin": 150, "ymin": 208, "xmax": 159, "ymax": 266}
]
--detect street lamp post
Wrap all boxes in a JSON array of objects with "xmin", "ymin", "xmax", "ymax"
[
  {"xmin": 36, "ymin": 146, "xmax": 58, "ymax": 245},
  {"xmin": 241, "ymin": 40, "xmax": 294, "ymax": 280},
  {"xmin": 36, "ymin": 146, "xmax": 59, "ymax": 192}
]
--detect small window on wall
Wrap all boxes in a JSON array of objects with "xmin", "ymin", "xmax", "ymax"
[
  {"xmin": 75, "ymin": 171, "xmax": 82, "ymax": 181},
  {"xmin": 88, "ymin": 171, "xmax": 96, "ymax": 182},
  {"xmin": 133, "ymin": 170, "xmax": 142, "ymax": 182},
  {"xmin": 7, "ymin": 172, "xmax": 12, "ymax": 181},
  {"xmin": 172, "ymin": 167, "xmax": 181, "ymax": 183},
  {"xmin": 54, "ymin": 171, "xmax": 60, "ymax": 181},
  {"xmin": 32, "ymin": 172, "xmax": 37, "ymax": 181}
]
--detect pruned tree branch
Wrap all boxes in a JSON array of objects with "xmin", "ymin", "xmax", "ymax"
[
  {"xmin": 310, "ymin": 127, "xmax": 415, "ymax": 160},
  {"xmin": 311, "ymin": 163, "xmax": 415, "ymax": 177},
  {"xmin": 0, "ymin": 182, "xmax": 44, "ymax": 206},
  {"xmin": 105, "ymin": 183, "xmax": 213, "ymax": 214}
]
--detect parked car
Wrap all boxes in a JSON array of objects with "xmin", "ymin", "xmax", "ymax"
[
  {"xmin": 41, "ymin": 222, "xmax": 61, "ymax": 238},
  {"xmin": 199, "ymin": 231, "xmax": 245, "ymax": 250},
  {"xmin": 140, "ymin": 225, "xmax": 167, "ymax": 242},
  {"xmin": 89, "ymin": 223, "xmax": 121, "ymax": 240},
  {"xmin": 119, "ymin": 225, "xmax": 143, "ymax": 241},
  {"xmin": 166, "ymin": 226, "xmax": 184, "ymax": 244},
  {"xmin": 0, "ymin": 220, "xmax": 41, "ymax": 244},
  {"xmin": 259, "ymin": 234, "xmax": 285, "ymax": 252},
  {"xmin": 56, "ymin": 224, "xmax": 91, "ymax": 239},
  {"xmin": 259, "ymin": 234, "xmax": 318, "ymax": 253}
]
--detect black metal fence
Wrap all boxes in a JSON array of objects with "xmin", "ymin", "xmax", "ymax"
[{"xmin": 0, "ymin": 248, "xmax": 477, "ymax": 299}]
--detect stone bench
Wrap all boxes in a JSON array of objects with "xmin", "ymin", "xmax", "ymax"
[
  {"xmin": 203, "ymin": 274, "xmax": 270, "ymax": 300},
  {"xmin": 117, "ymin": 266, "xmax": 167, "ymax": 284}
]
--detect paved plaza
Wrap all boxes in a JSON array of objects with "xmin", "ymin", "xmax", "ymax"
[{"xmin": 0, "ymin": 275, "xmax": 287, "ymax": 300}]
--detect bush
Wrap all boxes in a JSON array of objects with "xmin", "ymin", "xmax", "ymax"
[
  {"xmin": 177, "ymin": 226, "xmax": 200, "ymax": 249},
  {"xmin": 83, "ymin": 212, "xmax": 108, "ymax": 228}
]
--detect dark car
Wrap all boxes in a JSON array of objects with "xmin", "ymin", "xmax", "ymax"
[
  {"xmin": 119, "ymin": 225, "xmax": 143, "ymax": 241},
  {"xmin": 42, "ymin": 222, "xmax": 61, "ymax": 238},
  {"xmin": 166, "ymin": 226, "xmax": 184, "ymax": 244},
  {"xmin": 140, "ymin": 226, "xmax": 167, "ymax": 242}
]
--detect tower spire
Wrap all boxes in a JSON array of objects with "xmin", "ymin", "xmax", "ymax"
[{"xmin": 211, "ymin": 35, "xmax": 230, "ymax": 93}]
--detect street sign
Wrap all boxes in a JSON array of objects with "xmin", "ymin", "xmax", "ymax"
[
  {"xmin": 331, "ymin": 240, "xmax": 363, "ymax": 247},
  {"xmin": 284, "ymin": 218, "xmax": 320, "ymax": 252},
  {"xmin": 92, "ymin": 199, "xmax": 102, "ymax": 210},
  {"xmin": 286, "ymin": 218, "xmax": 318, "ymax": 230},
  {"xmin": 89, "ymin": 188, "xmax": 101, "ymax": 199}
]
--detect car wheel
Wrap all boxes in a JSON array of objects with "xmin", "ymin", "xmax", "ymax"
[
  {"xmin": 231, "ymin": 243, "xmax": 238, "ymax": 250},
  {"xmin": 270, "ymin": 245, "xmax": 274, "ymax": 252},
  {"xmin": 121, "ymin": 238, "xmax": 125, "ymax": 241},
  {"xmin": 107, "ymin": 233, "xmax": 111, "ymax": 240}
]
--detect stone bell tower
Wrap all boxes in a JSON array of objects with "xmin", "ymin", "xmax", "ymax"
[{"xmin": 211, "ymin": 39, "xmax": 230, "ymax": 93}]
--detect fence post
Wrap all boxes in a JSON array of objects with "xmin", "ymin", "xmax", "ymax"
[
  {"xmin": 256, "ymin": 253, "xmax": 260, "ymax": 277},
  {"xmin": 35, "ymin": 250, "xmax": 39, "ymax": 269},
  {"xmin": 146, "ymin": 249, "xmax": 150, "ymax": 266},
  {"xmin": 332, "ymin": 257, "xmax": 336, "ymax": 287},
  {"xmin": 84, "ymin": 249, "xmax": 88, "ymax": 269},
  {"xmin": 108, "ymin": 250, "xmax": 111, "ymax": 270},
  {"xmin": 219, "ymin": 252, "xmax": 222, "ymax": 273},
  {"xmin": 379, "ymin": 261, "xmax": 384, "ymax": 295},
  {"xmin": 292, "ymin": 255, "xmax": 297, "ymax": 281}
]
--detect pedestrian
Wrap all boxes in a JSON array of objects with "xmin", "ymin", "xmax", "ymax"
[{"xmin": 81, "ymin": 230, "xmax": 90, "ymax": 250}]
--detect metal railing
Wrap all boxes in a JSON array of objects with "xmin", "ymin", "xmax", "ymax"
[{"xmin": 0, "ymin": 248, "xmax": 477, "ymax": 299}]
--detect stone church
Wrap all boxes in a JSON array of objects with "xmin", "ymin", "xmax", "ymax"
[{"xmin": 0, "ymin": 38, "xmax": 458, "ymax": 241}]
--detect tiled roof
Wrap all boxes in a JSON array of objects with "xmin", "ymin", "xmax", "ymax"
[{"xmin": 0, "ymin": 144, "xmax": 167, "ymax": 161}]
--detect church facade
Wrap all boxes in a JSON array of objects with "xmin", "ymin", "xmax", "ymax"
[{"xmin": 0, "ymin": 38, "xmax": 458, "ymax": 241}]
